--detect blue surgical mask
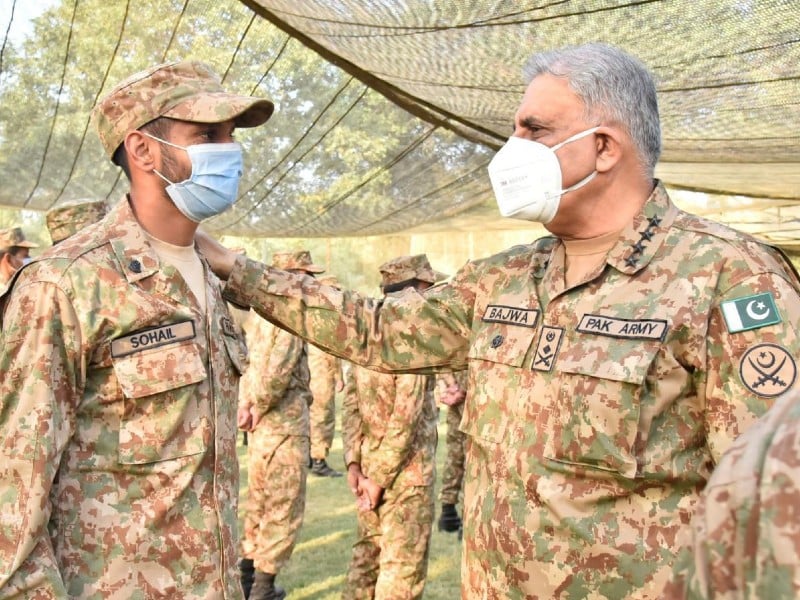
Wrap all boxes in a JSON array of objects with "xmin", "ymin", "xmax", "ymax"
[{"xmin": 146, "ymin": 133, "xmax": 244, "ymax": 223}]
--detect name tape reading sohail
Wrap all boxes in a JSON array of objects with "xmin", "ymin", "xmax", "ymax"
[
  {"xmin": 577, "ymin": 314, "xmax": 668, "ymax": 341},
  {"xmin": 111, "ymin": 321, "xmax": 196, "ymax": 358},
  {"xmin": 482, "ymin": 305, "xmax": 540, "ymax": 328}
]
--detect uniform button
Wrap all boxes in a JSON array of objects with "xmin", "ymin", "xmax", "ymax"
[
  {"xmin": 491, "ymin": 334, "xmax": 504, "ymax": 348},
  {"xmin": 129, "ymin": 259, "xmax": 142, "ymax": 273}
]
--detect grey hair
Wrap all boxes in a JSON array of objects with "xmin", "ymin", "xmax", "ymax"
[{"xmin": 523, "ymin": 43, "xmax": 661, "ymax": 175}]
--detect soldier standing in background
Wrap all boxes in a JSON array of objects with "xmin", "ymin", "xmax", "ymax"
[
  {"xmin": 341, "ymin": 254, "xmax": 445, "ymax": 600},
  {"xmin": 0, "ymin": 60, "xmax": 272, "ymax": 598},
  {"xmin": 197, "ymin": 43, "xmax": 800, "ymax": 598},
  {"xmin": 0, "ymin": 227, "xmax": 38, "ymax": 294},
  {"xmin": 308, "ymin": 274, "xmax": 345, "ymax": 478},
  {"xmin": 238, "ymin": 250, "xmax": 323, "ymax": 600},
  {"xmin": 45, "ymin": 198, "xmax": 109, "ymax": 245},
  {"xmin": 435, "ymin": 370, "xmax": 467, "ymax": 535}
]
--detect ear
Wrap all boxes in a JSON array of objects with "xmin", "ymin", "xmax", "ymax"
[
  {"xmin": 594, "ymin": 126, "xmax": 624, "ymax": 174},
  {"xmin": 124, "ymin": 130, "xmax": 159, "ymax": 173}
]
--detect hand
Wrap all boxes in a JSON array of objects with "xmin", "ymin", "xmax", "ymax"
[
  {"xmin": 358, "ymin": 477, "xmax": 384, "ymax": 511},
  {"xmin": 195, "ymin": 228, "xmax": 238, "ymax": 280},
  {"xmin": 440, "ymin": 383, "xmax": 466, "ymax": 406},
  {"xmin": 237, "ymin": 404, "xmax": 262, "ymax": 432},
  {"xmin": 335, "ymin": 379, "xmax": 345, "ymax": 393},
  {"xmin": 347, "ymin": 463, "xmax": 365, "ymax": 498}
]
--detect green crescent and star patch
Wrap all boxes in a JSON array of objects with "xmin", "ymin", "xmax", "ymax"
[{"xmin": 720, "ymin": 292, "xmax": 781, "ymax": 333}]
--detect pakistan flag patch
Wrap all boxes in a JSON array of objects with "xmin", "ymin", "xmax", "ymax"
[{"xmin": 721, "ymin": 292, "xmax": 781, "ymax": 333}]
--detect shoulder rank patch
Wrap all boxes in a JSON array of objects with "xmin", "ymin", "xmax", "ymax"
[
  {"xmin": 111, "ymin": 320, "xmax": 196, "ymax": 358},
  {"xmin": 482, "ymin": 304, "xmax": 539, "ymax": 328},
  {"xmin": 721, "ymin": 292, "xmax": 781, "ymax": 333},
  {"xmin": 739, "ymin": 343, "xmax": 796, "ymax": 397},
  {"xmin": 577, "ymin": 314, "xmax": 667, "ymax": 341}
]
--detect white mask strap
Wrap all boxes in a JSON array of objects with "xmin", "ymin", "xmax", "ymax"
[
  {"xmin": 551, "ymin": 126, "xmax": 600, "ymax": 152},
  {"xmin": 142, "ymin": 131, "xmax": 186, "ymax": 151}
]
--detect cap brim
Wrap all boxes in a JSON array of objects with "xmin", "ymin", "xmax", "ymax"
[
  {"xmin": 305, "ymin": 265, "xmax": 326, "ymax": 273},
  {"xmin": 14, "ymin": 240, "xmax": 38, "ymax": 248},
  {"xmin": 163, "ymin": 92, "xmax": 274, "ymax": 128}
]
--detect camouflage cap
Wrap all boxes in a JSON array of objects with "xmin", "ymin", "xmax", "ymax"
[
  {"xmin": 272, "ymin": 250, "xmax": 325, "ymax": 273},
  {"xmin": 92, "ymin": 60, "xmax": 274, "ymax": 158},
  {"xmin": 317, "ymin": 274, "xmax": 341, "ymax": 289},
  {"xmin": 379, "ymin": 254, "xmax": 447, "ymax": 288},
  {"xmin": 46, "ymin": 198, "xmax": 109, "ymax": 244},
  {"xmin": 0, "ymin": 227, "xmax": 38, "ymax": 249}
]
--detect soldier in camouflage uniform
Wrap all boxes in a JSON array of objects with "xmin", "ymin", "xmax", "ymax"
[
  {"xmin": 341, "ymin": 254, "xmax": 445, "ymax": 600},
  {"xmin": 0, "ymin": 227, "xmax": 38, "ymax": 294},
  {"xmin": 238, "ymin": 250, "xmax": 324, "ymax": 600},
  {"xmin": 46, "ymin": 198, "xmax": 109, "ymax": 245},
  {"xmin": 308, "ymin": 274, "xmax": 345, "ymax": 477},
  {"xmin": 665, "ymin": 386, "xmax": 800, "ymax": 598},
  {"xmin": 0, "ymin": 61, "xmax": 272, "ymax": 598},
  {"xmin": 198, "ymin": 43, "xmax": 800, "ymax": 598},
  {"xmin": 435, "ymin": 370, "xmax": 467, "ymax": 534}
]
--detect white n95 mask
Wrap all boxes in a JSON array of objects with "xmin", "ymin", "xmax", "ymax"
[{"xmin": 487, "ymin": 127, "xmax": 599, "ymax": 224}]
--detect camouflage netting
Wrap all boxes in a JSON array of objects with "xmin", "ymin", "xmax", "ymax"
[{"xmin": 1, "ymin": 0, "xmax": 798, "ymax": 243}]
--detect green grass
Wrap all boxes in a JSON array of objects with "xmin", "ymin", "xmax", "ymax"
[{"xmin": 238, "ymin": 404, "xmax": 462, "ymax": 599}]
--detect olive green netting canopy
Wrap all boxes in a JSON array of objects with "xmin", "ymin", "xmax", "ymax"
[{"xmin": 1, "ymin": 0, "xmax": 798, "ymax": 244}]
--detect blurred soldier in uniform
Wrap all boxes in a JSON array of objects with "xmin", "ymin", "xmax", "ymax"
[
  {"xmin": 0, "ymin": 227, "xmax": 38, "ymax": 294},
  {"xmin": 308, "ymin": 275, "xmax": 345, "ymax": 477},
  {"xmin": 341, "ymin": 254, "xmax": 445, "ymax": 600},
  {"xmin": 46, "ymin": 198, "xmax": 109, "ymax": 245},
  {"xmin": 435, "ymin": 370, "xmax": 467, "ymax": 534},
  {"xmin": 238, "ymin": 250, "xmax": 323, "ymax": 600},
  {"xmin": 198, "ymin": 43, "xmax": 800, "ymax": 598},
  {"xmin": 666, "ymin": 386, "xmax": 800, "ymax": 598},
  {"xmin": 0, "ymin": 60, "xmax": 272, "ymax": 598}
]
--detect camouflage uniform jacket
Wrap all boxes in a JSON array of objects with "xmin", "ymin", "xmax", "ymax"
[
  {"xmin": 669, "ymin": 386, "xmax": 800, "ymax": 598},
  {"xmin": 342, "ymin": 366, "xmax": 437, "ymax": 489},
  {"xmin": 0, "ymin": 198, "xmax": 248, "ymax": 599},
  {"xmin": 222, "ymin": 182, "xmax": 800, "ymax": 598},
  {"xmin": 240, "ymin": 314, "xmax": 311, "ymax": 436},
  {"xmin": 307, "ymin": 343, "xmax": 342, "ymax": 406}
]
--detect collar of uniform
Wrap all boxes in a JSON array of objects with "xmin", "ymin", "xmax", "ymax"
[
  {"xmin": 107, "ymin": 196, "xmax": 162, "ymax": 283},
  {"xmin": 606, "ymin": 181, "xmax": 678, "ymax": 275}
]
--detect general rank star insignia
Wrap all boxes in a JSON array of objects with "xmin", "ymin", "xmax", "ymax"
[{"xmin": 648, "ymin": 215, "xmax": 662, "ymax": 228}]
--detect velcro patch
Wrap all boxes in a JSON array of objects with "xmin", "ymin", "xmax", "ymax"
[
  {"xmin": 111, "ymin": 321, "xmax": 196, "ymax": 358},
  {"xmin": 577, "ymin": 314, "xmax": 667, "ymax": 341},
  {"xmin": 481, "ymin": 305, "xmax": 539, "ymax": 328},
  {"xmin": 739, "ymin": 343, "xmax": 796, "ymax": 397},
  {"xmin": 721, "ymin": 292, "xmax": 781, "ymax": 333}
]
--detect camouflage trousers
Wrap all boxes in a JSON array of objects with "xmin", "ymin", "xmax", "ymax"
[
  {"xmin": 242, "ymin": 432, "xmax": 309, "ymax": 574},
  {"xmin": 439, "ymin": 402, "xmax": 465, "ymax": 506},
  {"xmin": 342, "ymin": 482, "xmax": 435, "ymax": 599},
  {"xmin": 309, "ymin": 391, "xmax": 336, "ymax": 460}
]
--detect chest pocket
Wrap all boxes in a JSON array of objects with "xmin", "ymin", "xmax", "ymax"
[
  {"xmin": 112, "ymin": 339, "xmax": 209, "ymax": 464},
  {"xmin": 465, "ymin": 320, "xmax": 538, "ymax": 444},
  {"xmin": 545, "ymin": 336, "xmax": 660, "ymax": 479}
]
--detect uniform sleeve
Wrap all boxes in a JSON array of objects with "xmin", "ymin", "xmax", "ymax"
[
  {"xmin": 0, "ymin": 281, "xmax": 81, "ymax": 598},
  {"xmin": 223, "ymin": 256, "xmax": 475, "ymax": 373},
  {"xmin": 341, "ymin": 367, "xmax": 362, "ymax": 467},
  {"xmin": 704, "ymin": 271, "xmax": 800, "ymax": 462},
  {"xmin": 241, "ymin": 318, "xmax": 300, "ymax": 413},
  {"xmin": 365, "ymin": 374, "xmax": 427, "ymax": 489}
]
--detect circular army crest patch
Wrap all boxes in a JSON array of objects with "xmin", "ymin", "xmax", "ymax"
[{"xmin": 739, "ymin": 343, "xmax": 797, "ymax": 397}]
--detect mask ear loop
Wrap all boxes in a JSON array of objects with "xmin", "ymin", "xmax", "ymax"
[
  {"xmin": 141, "ymin": 132, "xmax": 183, "ymax": 185},
  {"xmin": 551, "ymin": 126, "xmax": 601, "ymax": 197}
]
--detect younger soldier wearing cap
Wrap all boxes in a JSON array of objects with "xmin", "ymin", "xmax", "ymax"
[
  {"xmin": 0, "ymin": 61, "xmax": 272, "ymax": 598},
  {"xmin": 45, "ymin": 198, "xmax": 109, "ymax": 245},
  {"xmin": 341, "ymin": 254, "xmax": 445, "ymax": 600},
  {"xmin": 0, "ymin": 227, "xmax": 38, "ymax": 294},
  {"xmin": 307, "ymin": 274, "xmax": 345, "ymax": 478},
  {"xmin": 238, "ymin": 250, "xmax": 323, "ymax": 600}
]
